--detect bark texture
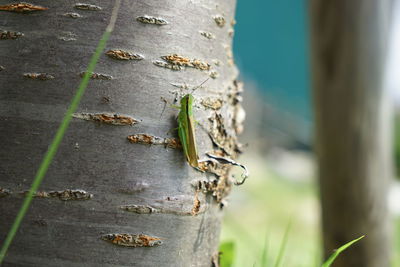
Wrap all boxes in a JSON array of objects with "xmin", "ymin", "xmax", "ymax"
[
  {"xmin": 310, "ymin": 1, "xmax": 393, "ymax": 266},
  {"xmin": 0, "ymin": 1, "xmax": 242, "ymax": 266}
]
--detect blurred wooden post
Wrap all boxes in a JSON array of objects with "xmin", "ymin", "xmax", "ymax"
[{"xmin": 310, "ymin": 1, "xmax": 394, "ymax": 266}]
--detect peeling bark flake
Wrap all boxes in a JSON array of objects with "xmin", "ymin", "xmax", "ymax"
[
  {"xmin": 0, "ymin": 3, "xmax": 48, "ymax": 12},
  {"xmin": 73, "ymin": 113, "xmax": 139, "ymax": 126},
  {"xmin": 0, "ymin": 30, "xmax": 23, "ymax": 40},
  {"xmin": 160, "ymin": 54, "xmax": 210, "ymax": 71},
  {"xmin": 106, "ymin": 49, "xmax": 144, "ymax": 60},
  {"xmin": 206, "ymin": 153, "xmax": 249, "ymax": 185},
  {"xmin": 74, "ymin": 3, "xmax": 102, "ymax": 11},
  {"xmin": 214, "ymin": 15, "xmax": 226, "ymax": 27},
  {"xmin": 0, "ymin": 187, "xmax": 11, "ymax": 198},
  {"xmin": 199, "ymin": 31, "xmax": 215, "ymax": 39},
  {"xmin": 127, "ymin": 134, "xmax": 181, "ymax": 149},
  {"xmin": 211, "ymin": 252, "xmax": 221, "ymax": 267},
  {"xmin": 80, "ymin": 71, "xmax": 113, "ymax": 80},
  {"xmin": 22, "ymin": 189, "xmax": 93, "ymax": 200},
  {"xmin": 23, "ymin": 73, "xmax": 54, "ymax": 80},
  {"xmin": 63, "ymin": 12, "xmax": 82, "ymax": 18},
  {"xmin": 120, "ymin": 204, "xmax": 158, "ymax": 214},
  {"xmin": 136, "ymin": 15, "xmax": 168, "ymax": 25},
  {"xmin": 101, "ymin": 234, "xmax": 162, "ymax": 247}
]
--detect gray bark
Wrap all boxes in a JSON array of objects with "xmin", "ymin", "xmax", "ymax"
[
  {"xmin": 310, "ymin": 1, "xmax": 393, "ymax": 266},
  {"xmin": 0, "ymin": 1, "xmax": 242, "ymax": 266}
]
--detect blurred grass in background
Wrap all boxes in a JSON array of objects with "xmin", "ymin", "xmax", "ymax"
[{"xmin": 220, "ymin": 152, "xmax": 400, "ymax": 266}]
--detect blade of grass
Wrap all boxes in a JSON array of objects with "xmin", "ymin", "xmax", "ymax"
[
  {"xmin": 321, "ymin": 235, "xmax": 365, "ymax": 267},
  {"xmin": 260, "ymin": 231, "xmax": 269, "ymax": 267},
  {"xmin": 273, "ymin": 220, "xmax": 292, "ymax": 267},
  {"xmin": 0, "ymin": 0, "xmax": 122, "ymax": 263}
]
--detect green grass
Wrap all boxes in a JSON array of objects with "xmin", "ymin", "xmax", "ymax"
[{"xmin": 0, "ymin": 1, "xmax": 121, "ymax": 263}]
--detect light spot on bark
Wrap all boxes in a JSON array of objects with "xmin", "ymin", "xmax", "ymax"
[
  {"xmin": 80, "ymin": 71, "xmax": 113, "ymax": 80},
  {"xmin": 58, "ymin": 31, "xmax": 77, "ymax": 42},
  {"xmin": 0, "ymin": 187, "xmax": 11, "ymax": 198},
  {"xmin": 0, "ymin": 65, "xmax": 4, "ymax": 71},
  {"xmin": 117, "ymin": 181, "xmax": 149, "ymax": 194},
  {"xmin": 101, "ymin": 233, "xmax": 162, "ymax": 247},
  {"xmin": 214, "ymin": 15, "xmax": 225, "ymax": 27},
  {"xmin": 74, "ymin": 3, "xmax": 102, "ymax": 11},
  {"xmin": 21, "ymin": 189, "xmax": 93, "ymax": 200},
  {"xmin": 127, "ymin": 134, "xmax": 181, "ymax": 149},
  {"xmin": 73, "ymin": 113, "xmax": 139, "ymax": 126},
  {"xmin": 23, "ymin": 73, "xmax": 54, "ymax": 80},
  {"xmin": 63, "ymin": 12, "xmax": 82, "ymax": 18},
  {"xmin": 136, "ymin": 15, "xmax": 168, "ymax": 25},
  {"xmin": 199, "ymin": 31, "xmax": 215, "ymax": 39},
  {"xmin": 106, "ymin": 49, "xmax": 144, "ymax": 60},
  {"xmin": 0, "ymin": 30, "xmax": 23, "ymax": 40},
  {"xmin": 0, "ymin": 3, "xmax": 48, "ymax": 13}
]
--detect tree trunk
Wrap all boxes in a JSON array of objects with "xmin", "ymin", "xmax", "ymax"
[
  {"xmin": 310, "ymin": 1, "xmax": 393, "ymax": 266},
  {"xmin": 0, "ymin": 1, "xmax": 243, "ymax": 266}
]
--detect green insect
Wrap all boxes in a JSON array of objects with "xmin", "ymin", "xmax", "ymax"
[
  {"xmin": 177, "ymin": 93, "xmax": 199, "ymax": 168},
  {"xmin": 171, "ymin": 79, "xmax": 209, "ymax": 168}
]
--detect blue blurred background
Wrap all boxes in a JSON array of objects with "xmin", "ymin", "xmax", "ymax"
[{"xmin": 234, "ymin": 0, "xmax": 312, "ymax": 149}]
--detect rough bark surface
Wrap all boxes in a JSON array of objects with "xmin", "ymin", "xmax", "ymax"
[
  {"xmin": 0, "ymin": 1, "xmax": 242, "ymax": 266},
  {"xmin": 310, "ymin": 1, "xmax": 393, "ymax": 266}
]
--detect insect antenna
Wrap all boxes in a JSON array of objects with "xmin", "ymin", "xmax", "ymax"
[{"xmin": 190, "ymin": 78, "xmax": 210, "ymax": 94}]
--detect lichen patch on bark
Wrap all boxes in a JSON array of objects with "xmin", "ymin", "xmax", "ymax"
[
  {"xmin": 74, "ymin": 3, "xmax": 102, "ymax": 11},
  {"xmin": 23, "ymin": 73, "xmax": 54, "ymax": 80},
  {"xmin": 127, "ymin": 134, "xmax": 181, "ymax": 149},
  {"xmin": 0, "ymin": 30, "xmax": 23, "ymax": 40},
  {"xmin": 63, "ymin": 12, "xmax": 82, "ymax": 18},
  {"xmin": 136, "ymin": 15, "xmax": 168, "ymax": 25},
  {"xmin": 0, "ymin": 3, "xmax": 48, "ymax": 13},
  {"xmin": 21, "ymin": 189, "xmax": 93, "ymax": 201},
  {"xmin": 153, "ymin": 60, "xmax": 182, "ymax": 71},
  {"xmin": 158, "ymin": 54, "xmax": 211, "ymax": 71},
  {"xmin": 214, "ymin": 15, "xmax": 226, "ymax": 27},
  {"xmin": 73, "ymin": 113, "xmax": 139, "ymax": 126},
  {"xmin": 209, "ymin": 71, "xmax": 219, "ymax": 79},
  {"xmin": 58, "ymin": 31, "xmax": 77, "ymax": 42},
  {"xmin": 101, "ymin": 234, "xmax": 162, "ymax": 247},
  {"xmin": 191, "ymin": 190, "xmax": 201, "ymax": 216},
  {"xmin": 201, "ymin": 98, "xmax": 223, "ymax": 110},
  {"xmin": 80, "ymin": 72, "xmax": 113, "ymax": 80},
  {"xmin": 0, "ymin": 187, "xmax": 11, "ymax": 198},
  {"xmin": 199, "ymin": 31, "xmax": 215, "ymax": 39},
  {"xmin": 106, "ymin": 49, "xmax": 144, "ymax": 60}
]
